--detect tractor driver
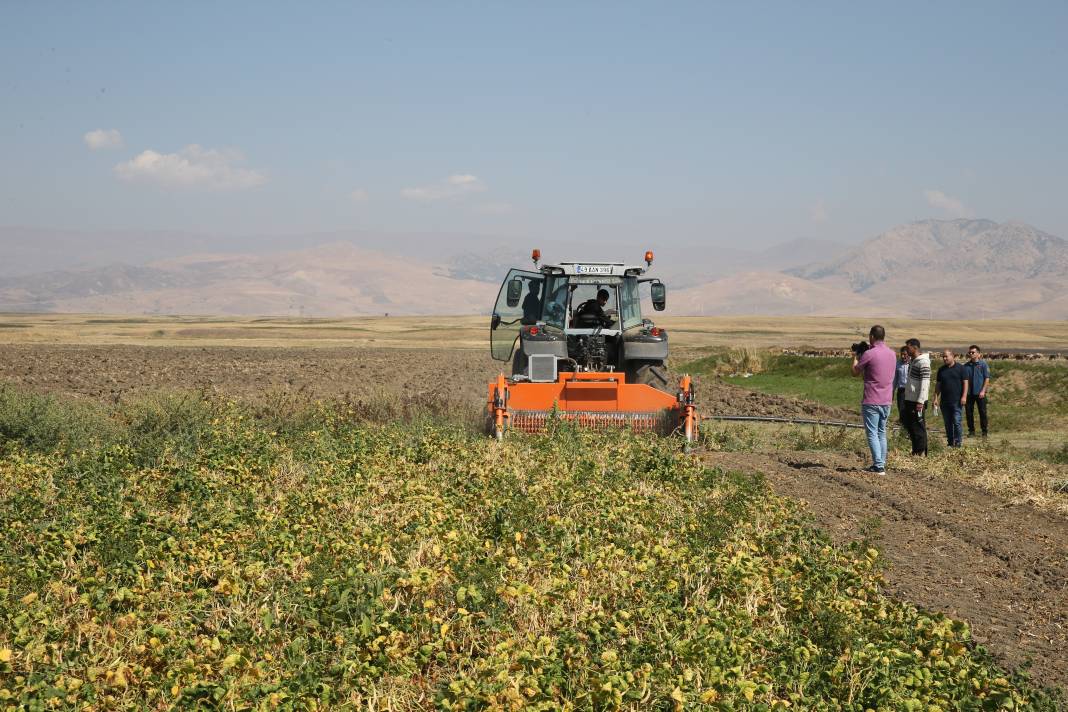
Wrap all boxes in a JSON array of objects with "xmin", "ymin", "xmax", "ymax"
[
  {"xmin": 521, "ymin": 280, "xmax": 542, "ymax": 325},
  {"xmin": 573, "ymin": 288, "xmax": 614, "ymax": 328}
]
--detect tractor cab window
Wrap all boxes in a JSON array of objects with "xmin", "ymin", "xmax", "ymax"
[
  {"xmin": 568, "ymin": 283, "xmax": 617, "ymax": 327},
  {"xmin": 542, "ymin": 274, "xmax": 569, "ymax": 331},
  {"xmin": 619, "ymin": 276, "xmax": 642, "ymax": 330},
  {"xmin": 490, "ymin": 269, "xmax": 544, "ymax": 361}
]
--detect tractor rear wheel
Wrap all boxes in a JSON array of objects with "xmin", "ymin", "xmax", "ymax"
[{"xmin": 628, "ymin": 361, "xmax": 670, "ymax": 391}]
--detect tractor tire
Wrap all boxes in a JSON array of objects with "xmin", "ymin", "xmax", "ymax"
[{"xmin": 629, "ymin": 362, "xmax": 670, "ymax": 392}]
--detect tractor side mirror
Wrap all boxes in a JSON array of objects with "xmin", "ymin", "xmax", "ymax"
[
  {"xmin": 506, "ymin": 278, "xmax": 523, "ymax": 307},
  {"xmin": 491, "ymin": 313, "xmax": 501, "ymax": 330},
  {"xmin": 650, "ymin": 282, "xmax": 667, "ymax": 311}
]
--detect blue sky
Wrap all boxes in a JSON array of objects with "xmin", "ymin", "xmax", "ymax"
[{"xmin": 3, "ymin": 1, "xmax": 1067, "ymax": 248}]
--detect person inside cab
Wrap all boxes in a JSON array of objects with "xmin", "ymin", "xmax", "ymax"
[
  {"xmin": 520, "ymin": 280, "xmax": 542, "ymax": 325},
  {"xmin": 573, "ymin": 288, "xmax": 614, "ymax": 328}
]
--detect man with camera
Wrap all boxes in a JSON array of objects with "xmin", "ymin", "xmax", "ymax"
[{"xmin": 851, "ymin": 325, "xmax": 897, "ymax": 474}]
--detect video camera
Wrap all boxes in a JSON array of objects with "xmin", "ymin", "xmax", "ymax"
[{"xmin": 850, "ymin": 341, "xmax": 870, "ymax": 356}]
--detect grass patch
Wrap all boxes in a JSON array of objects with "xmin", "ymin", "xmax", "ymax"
[
  {"xmin": 684, "ymin": 349, "xmax": 1068, "ymax": 430},
  {"xmin": 0, "ymin": 391, "xmax": 1060, "ymax": 708},
  {"xmin": 685, "ymin": 352, "xmax": 860, "ymax": 411}
]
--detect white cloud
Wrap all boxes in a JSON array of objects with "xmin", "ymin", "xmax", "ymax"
[
  {"xmin": 84, "ymin": 128, "xmax": 124, "ymax": 151},
  {"xmin": 810, "ymin": 200, "xmax": 828, "ymax": 223},
  {"xmin": 114, "ymin": 144, "xmax": 266, "ymax": 190},
  {"xmin": 924, "ymin": 189, "xmax": 970, "ymax": 218},
  {"xmin": 350, "ymin": 188, "xmax": 369, "ymax": 203},
  {"xmin": 401, "ymin": 173, "xmax": 487, "ymax": 202}
]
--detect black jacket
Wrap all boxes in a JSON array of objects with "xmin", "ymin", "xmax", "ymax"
[
  {"xmin": 521, "ymin": 292, "xmax": 542, "ymax": 324},
  {"xmin": 574, "ymin": 299, "xmax": 613, "ymax": 328}
]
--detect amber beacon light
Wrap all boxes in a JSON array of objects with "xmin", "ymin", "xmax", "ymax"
[
  {"xmin": 532, "ymin": 248, "xmax": 541, "ymax": 265},
  {"xmin": 644, "ymin": 250, "xmax": 654, "ymax": 266}
]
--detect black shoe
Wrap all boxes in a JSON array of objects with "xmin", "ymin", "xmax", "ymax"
[{"xmin": 865, "ymin": 465, "xmax": 886, "ymax": 474}]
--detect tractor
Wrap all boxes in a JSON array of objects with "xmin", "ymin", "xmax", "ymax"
[{"xmin": 487, "ymin": 249, "xmax": 697, "ymax": 442}]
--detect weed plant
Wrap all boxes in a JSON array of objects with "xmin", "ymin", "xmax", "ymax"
[{"xmin": 0, "ymin": 389, "xmax": 1060, "ymax": 709}]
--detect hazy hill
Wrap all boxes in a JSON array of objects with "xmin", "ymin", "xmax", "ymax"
[
  {"xmin": 1, "ymin": 219, "xmax": 1065, "ymax": 318},
  {"xmin": 0, "ymin": 243, "xmax": 497, "ymax": 316},
  {"xmin": 670, "ymin": 271, "xmax": 884, "ymax": 316},
  {"xmin": 790, "ymin": 219, "xmax": 1068, "ymax": 290},
  {"xmin": 784, "ymin": 219, "xmax": 1068, "ymax": 318}
]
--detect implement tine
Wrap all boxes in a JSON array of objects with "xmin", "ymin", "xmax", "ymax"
[{"xmin": 510, "ymin": 409, "xmax": 675, "ymax": 435}]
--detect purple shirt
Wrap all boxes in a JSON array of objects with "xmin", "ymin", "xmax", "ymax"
[{"xmin": 857, "ymin": 341, "xmax": 896, "ymax": 406}]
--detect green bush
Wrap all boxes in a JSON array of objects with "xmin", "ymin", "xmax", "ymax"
[{"xmin": 0, "ymin": 385, "xmax": 115, "ymax": 455}]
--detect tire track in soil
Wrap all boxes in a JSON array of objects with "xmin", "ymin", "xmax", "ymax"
[{"xmin": 704, "ymin": 449, "xmax": 1068, "ymax": 692}]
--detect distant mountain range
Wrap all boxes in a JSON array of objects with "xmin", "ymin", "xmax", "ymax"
[
  {"xmin": 785, "ymin": 219, "xmax": 1068, "ymax": 319},
  {"xmin": 1, "ymin": 219, "xmax": 1065, "ymax": 318}
]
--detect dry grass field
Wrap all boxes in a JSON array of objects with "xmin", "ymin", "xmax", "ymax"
[{"xmin": 1, "ymin": 313, "xmax": 1067, "ymax": 350}]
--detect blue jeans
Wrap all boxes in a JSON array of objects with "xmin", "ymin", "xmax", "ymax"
[
  {"xmin": 862, "ymin": 404, "xmax": 891, "ymax": 469},
  {"xmin": 942, "ymin": 402, "xmax": 963, "ymax": 446}
]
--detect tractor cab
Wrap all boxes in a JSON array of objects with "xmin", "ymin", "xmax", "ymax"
[{"xmin": 490, "ymin": 250, "xmax": 669, "ymax": 388}]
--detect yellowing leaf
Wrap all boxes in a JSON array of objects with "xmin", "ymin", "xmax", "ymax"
[{"xmin": 0, "ymin": 649, "xmax": 11, "ymax": 663}]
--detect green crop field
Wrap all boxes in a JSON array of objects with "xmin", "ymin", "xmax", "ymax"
[{"xmin": 0, "ymin": 390, "xmax": 1059, "ymax": 709}]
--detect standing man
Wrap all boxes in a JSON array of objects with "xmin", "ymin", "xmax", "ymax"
[
  {"xmin": 902, "ymin": 338, "xmax": 931, "ymax": 456},
  {"xmin": 934, "ymin": 349, "xmax": 968, "ymax": 447},
  {"xmin": 963, "ymin": 345, "xmax": 991, "ymax": 437},
  {"xmin": 852, "ymin": 325, "xmax": 897, "ymax": 474},
  {"xmin": 894, "ymin": 346, "xmax": 911, "ymax": 432},
  {"xmin": 521, "ymin": 280, "xmax": 543, "ymax": 325}
]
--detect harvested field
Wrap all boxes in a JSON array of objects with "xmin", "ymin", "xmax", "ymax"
[{"xmin": 2, "ymin": 313, "xmax": 1067, "ymax": 351}]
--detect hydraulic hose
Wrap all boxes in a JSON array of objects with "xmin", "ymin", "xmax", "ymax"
[
  {"xmin": 708, "ymin": 415, "xmax": 865, "ymax": 429},
  {"xmin": 706, "ymin": 414, "xmax": 945, "ymax": 434}
]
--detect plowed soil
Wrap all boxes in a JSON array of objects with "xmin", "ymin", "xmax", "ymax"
[
  {"xmin": 0, "ymin": 344, "xmax": 856, "ymax": 421},
  {"xmin": 1, "ymin": 344, "xmax": 1065, "ymax": 691}
]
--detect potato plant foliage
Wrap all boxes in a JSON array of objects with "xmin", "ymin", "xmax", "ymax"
[{"xmin": 0, "ymin": 394, "xmax": 1058, "ymax": 710}]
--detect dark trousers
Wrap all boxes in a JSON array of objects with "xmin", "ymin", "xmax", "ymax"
[
  {"xmin": 896, "ymin": 388, "xmax": 907, "ymax": 431},
  {"xmin": 902, "ymin": 400, "xmax": 928, "ymax": 455},
  {"xmin": 966, "ymin": 393, "xmax": 988, "ymax": 435}
]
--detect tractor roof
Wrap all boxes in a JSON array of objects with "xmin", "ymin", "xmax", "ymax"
[{"xmin": 543, "ymin": 262, "xmax": 646, "ymax": 277}]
